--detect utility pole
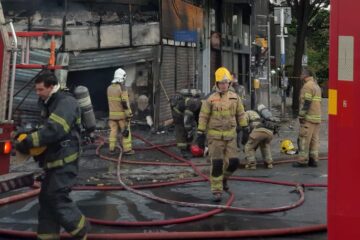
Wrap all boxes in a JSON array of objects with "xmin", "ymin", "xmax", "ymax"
[
  {"xmin": 274, "ymin": 1, "xmax": 291, "ymax": 118},
  {"xmin": 257, "ymin": 14, "xmax": 272, "ymax": 110},
  {"xmin": 267, "ymin": 20, "xmax": 271, "ymax": 109},
  {"xmin": 280, "ymin": 7, "xmax": 286, "ymax": 117}
]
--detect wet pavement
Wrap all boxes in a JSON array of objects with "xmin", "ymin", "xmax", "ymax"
[{"xmin": 0, "ymin": 97, "xmax": 328, "ymax": 239}]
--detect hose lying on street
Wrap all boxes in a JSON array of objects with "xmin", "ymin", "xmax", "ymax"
[{"xmin": 0, "ymin": 132, "xmax": 327, "ymax": 239}]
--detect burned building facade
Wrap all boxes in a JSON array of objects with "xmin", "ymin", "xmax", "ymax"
[{"xmin": 3, "ymin": 0, "xmax": 254, "ymax": 128}]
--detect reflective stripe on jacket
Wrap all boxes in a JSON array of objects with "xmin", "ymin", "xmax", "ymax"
[
  {"xmin": 246, "ymin": 110, "xmax": 261, "ymax": 131},
  {"xmin": 300, "ymin": 77, "xmax": 322, "ymax": 123},
  {"xmin": 28, "ymin": 91, "xmax": 81, "ymax": 169},
  {"xmin": 107, "ymin": 83, "xmax": 132, "ymax": 120}
]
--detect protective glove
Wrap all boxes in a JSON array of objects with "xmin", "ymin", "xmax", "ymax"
[
  {"xmin": 273, "ymin": 125, "xmax": 280, "ymax": 135},
  {"xmin": 125, "ymin": 110, "xmax": 133, "ymax": 120},
  {"xmin": 121, "ymin": 100, "xmax": 129, "ymax": 110},
  {"xmin": 122, "ymin": 128, "xmax": 130, "ymax": 138},
  {"xmin": 170, "ymin": 94, "xmax": 182, "ymax": 108},
  {"xmin": 15, "ymin": 138, "xmax": 31, "ymax": 154},
  {"xmin": 241, "ymin": 126, "xmax": 250, "ymax": 145},
  {"xmin": 196, "ymin": 131, "xmax": 206, "ymax": 149}
]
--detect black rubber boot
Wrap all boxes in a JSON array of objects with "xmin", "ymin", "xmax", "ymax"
[
  {"xmin": 223, "ymin": 178, "xmax": 229, "ymax": 191},
  {"xmin": 292, "ymin": 162, "xmax": 308, "ymax": 168},
  {"xmin": 308, "ymin": 158, "xmax": 318, "ymax": 167},
  {"xmin": 212, "ymin": 192, "xmax": 222, "ymax": 202}
]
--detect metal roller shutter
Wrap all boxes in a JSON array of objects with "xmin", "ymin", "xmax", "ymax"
[
  {"xmin": 159, "ymin": 46, "xmax": 175, "ymax": 123},
  {"xmin": 187, "ymin": 47, "xmax": 196, "ymax": 88},
  {"xmin": 176, "ymin": 47, "xmax": 189, "ymax": 90},
  {"xmin": 68, "ymin": 46, "xmax": 154, "ymax": 72},
  {"xmin": 176, "ymin": 47, "xmax": 196, "ymax": 91}
]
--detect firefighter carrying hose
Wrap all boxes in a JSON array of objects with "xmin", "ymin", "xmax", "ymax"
[
  {"xmin": 170, "ymin": 89, "xmax": 203, "ymax": 158},
  {"xmin": 107, "ymin": 68, "xmax": 135, "ymax": 155},
  {"xmin": 196, "ymin": 67, "xmax": 248, "ymax": 202},
  {"xmin": 14, "ymin": 71, "xmax": 89, "ymax": 239},
  {"xmin": 242, "ymin": 106, "xmax": 280, "ymax": 170}
]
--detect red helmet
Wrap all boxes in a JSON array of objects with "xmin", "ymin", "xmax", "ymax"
[{"xmin": 190, "ymin": 144, "xmax": 204, "ymax": 157}]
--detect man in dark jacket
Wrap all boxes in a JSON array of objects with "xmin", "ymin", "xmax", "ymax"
[
  {"xmin": 15, "ymin": 71, "xmax": 89, "ymax": 239},
  {"xmin": 170, "ymin": 89, "xmax": 202, "ymax": 158}
]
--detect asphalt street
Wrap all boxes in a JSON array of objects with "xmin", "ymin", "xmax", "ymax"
[{"xmin": 1, "ymin": 95, "xmax": 328, "ymax": 240}]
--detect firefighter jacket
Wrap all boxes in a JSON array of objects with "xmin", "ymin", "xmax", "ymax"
[
  {"xmin": 184, "ymin": 97, "xmax": 202, "ymax": 134},
  {"xmin": 170, "ymin": 94, "xmax": 202, "ymax": 135},
  {"xmin": 107, "ymin": 83, "xmax": 132, "ymax": 120},
  {"xmin": 299, "ymin": 77, "xmax": 322, "ymax": 123},
  {"xmin": 198, "ymin": 90, "xmax": 247, "ymax": 140},
  {"xmin": 170, "ymin": 94, "xmax": 186, "ymax": 124},
  {"xmin": 27, "ymin": 91, "xmax": 82, "ymax": 169}
]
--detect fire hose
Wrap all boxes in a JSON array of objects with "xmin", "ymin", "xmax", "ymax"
[{"xmin": 0, "ymin": 133, "xmax": 327, "ymax": 239}]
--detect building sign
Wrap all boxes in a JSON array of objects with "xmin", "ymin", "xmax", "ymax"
[
  {"xmin": 274, "ymin": 7, "xmax": 292, "ymax": 24},
  {"xmin": 174, "ymin": 30, "xmax": 197, "ymax": 42},
  {"xmin": 302, "ymin": 54, "xmax": 308, "ymax": 66}
]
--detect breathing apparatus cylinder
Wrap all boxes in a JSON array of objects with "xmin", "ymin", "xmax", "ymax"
[
  {"xmin": 73, "ymin": 86, "xmax": 96, "ymax": 132},
  {"xmin": 257, "ymin": 104, "xmax": 273, "ymax": 120}
]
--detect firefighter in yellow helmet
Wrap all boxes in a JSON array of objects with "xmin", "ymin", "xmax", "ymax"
[
  {"xmin": 196, "ymin": 67, "xmax": 248, "ymax": 202},
  {"xmin": 242, "ymin": 110, "xmax": 279, "ymax": 170},
  {"xmin": 107, "ymin": 68, "xmax": 135, "ymax": 155},
  {"xmin": 293, "ymin": 67, "xmax": 322, "ymax": 167}
]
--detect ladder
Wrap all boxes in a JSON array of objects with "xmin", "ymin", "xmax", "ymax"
[{"xmin": 6, "ymin": 29, "xmax": 65, "ymax": 121}]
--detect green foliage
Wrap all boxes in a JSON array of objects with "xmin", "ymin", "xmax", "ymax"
[
  {"xmin": 283, "ymin": 7, "xmax": 329, "ymax": 80},
  {"xmin": 307, "ymin": 9, "xmax": 329, "ymax": 80}
]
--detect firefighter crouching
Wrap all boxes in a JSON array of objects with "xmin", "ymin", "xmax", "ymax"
[
  {"xmin": 170, "ymin": 89, "xmax": 203, "ymax": 158},
  {"xmin": 293, "ymin": 67, "xmax": 322, "ymax": 167},
  {"xmin": 196, "ymin": 67, "xmax": 248, "ymax": 202},
  {"xmin": 243, "ymin": 109, "xmax": 279, "ymax": 170},
  {"xmin": 107, "ymin": 68, "xmax": 135, "ymax": 155},
  {"xmin": 14, "ymin": 71, "xmax": 89, "ymax": 239}
]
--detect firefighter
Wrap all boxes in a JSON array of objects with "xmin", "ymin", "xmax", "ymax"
[
  {"xmin": 230, "ymin": 72, "xmax": 246, "ymax": 100},
  {"xmin": 14, "ymin": 71, "xmax": 89, "ymax": 239},
  {"xmin": 243, "ymin": 109, "xmax": 279, "ymax": 170},
  {"xmin": 134, "ymin": 94, "xmax": 153, "ymax": 129},
  {"xmin": 107, "ymin": 68, "xmax": 135, "ymax": 155},
  {"xmin": 293, "ymin": 67, "xmax": 322, "ymax": 167},
  {"xmin": 170, "ymin": 89, "xmax": 203, "ymax": 158},
  {"xmin": 196, "ymin": 67, "xmax": 248, "ymax": 202}
]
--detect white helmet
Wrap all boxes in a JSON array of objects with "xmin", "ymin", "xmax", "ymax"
[{"xmin": 112, "ymin": 68, "xmax": 126, "ymax": 83}]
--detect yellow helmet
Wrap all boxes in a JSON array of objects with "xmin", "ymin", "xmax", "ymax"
[
  {"xmin": 280, "ymin": 139, "xmax": 296, "ymax": 155},
  {"xmin": 215, "ymin": 67, "xmax": 232, "ymax": 83},
  {"xmin": 17, "ymin": 133, "xmax": 46, "ymax": 156}
]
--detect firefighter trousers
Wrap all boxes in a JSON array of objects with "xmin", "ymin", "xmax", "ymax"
[
  {"xmin": 244, "ymin": 130, "xmax": 273, "ymax": 167},
  {"xmin": 109, "ymin": 119, "xmax": 132, "ymax": 152},
  {"xmin": 298, "ymin": 121, "xmax": 321, "ymax": 164},
  {"xmin": 175, "ymin": 122, "xmax": 188, "ymax": 150},
  {"xmin": 37, "ymin": 162, "xmax": 89, "ymax": 240},
  {"xmin": 208, "ymin": 137, "xmax": 240, "ymax": 193}
]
